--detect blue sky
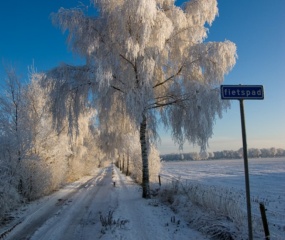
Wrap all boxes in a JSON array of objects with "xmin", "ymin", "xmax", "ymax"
[{"xmin": 0, "ymin": 0, "xmax": 284, "ymax": 154}]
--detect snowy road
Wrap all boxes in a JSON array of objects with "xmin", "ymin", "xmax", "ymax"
[
  {"xmin": 4, "ymin": 167, "xmax": 116, "ymax": 240},
  {"xmin": 2, "ymin": 165, "xmax": 207, "ymax": 240}
]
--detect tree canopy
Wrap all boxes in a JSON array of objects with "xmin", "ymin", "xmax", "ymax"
[
  {"xmin": 44, "ymin": 0, "xmax": 237, "ymax": 197},
  {"xmin": 49, "ymin": 0, "xmax": 236, "ymax": 147}
]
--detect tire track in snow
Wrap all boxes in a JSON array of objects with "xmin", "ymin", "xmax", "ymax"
[
  {"xmin": 4, "ymin": 167, "xmax": 112, "ymax": 240},
  {"xmin": 47, "ymin": 166, "xmax": 117, "ymax": 240}
]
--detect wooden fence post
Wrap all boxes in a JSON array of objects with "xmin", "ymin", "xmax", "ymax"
[{"xmin": 259, "ymin": 202, "xmax": 270, "ymax": 240}]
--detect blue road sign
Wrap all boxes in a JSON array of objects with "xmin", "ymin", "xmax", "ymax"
[{"xmin": 221, "ymin": 85, "xmax": 264, "ymax": 100}]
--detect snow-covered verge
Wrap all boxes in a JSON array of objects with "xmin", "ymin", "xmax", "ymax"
[
  {"xmin": 157, "ymin": 179, "xmax": 250, "ymax": 239},
  {"xmin": 159, "ymin": 158, "xmax": 285, "ymax": 239},
  {"xmin": 97, "ymin": 165, "xmax": 209, "ymax": 240}
]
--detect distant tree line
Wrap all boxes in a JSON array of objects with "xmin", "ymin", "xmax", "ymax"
[{"xmin": 160, "ymin": 147, "xmax": 285, "ymax": 161}]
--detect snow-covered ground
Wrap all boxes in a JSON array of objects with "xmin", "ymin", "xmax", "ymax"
[
  {"xmin": 1, "ymin": 164, "xmax": 207, "ymax": 240},
  {"xmin": 160, "ymin": 157, "xmax": 285, "ymax": 239},
  {"xmin": 1, "ymin": 158, "xmax": 284, "ymax": 239}
]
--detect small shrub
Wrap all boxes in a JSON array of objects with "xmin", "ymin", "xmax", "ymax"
[{"xmin": 99, "ymin": 210, "xmax": 129, "ymax": 234}]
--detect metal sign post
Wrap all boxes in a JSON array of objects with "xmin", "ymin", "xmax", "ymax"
[
  {"xmin": 239, "ymin": 98, "xmax": 253, "ymax": 240},
  {"xmin": 221, "ymin": 85, "xmax": 264, "ymax": 240}
]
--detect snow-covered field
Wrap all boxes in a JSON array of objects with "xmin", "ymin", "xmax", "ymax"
[{"xmin": 160, "ymin": 157, "xmax": 285, "ymax": 239}]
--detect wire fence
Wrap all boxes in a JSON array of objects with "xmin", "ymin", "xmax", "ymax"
[{"xmin": 157, "ymin": 174, "xmax": 285, "ymax": 240}]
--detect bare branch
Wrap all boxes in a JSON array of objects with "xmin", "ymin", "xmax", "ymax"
[
  {"xmin": 111, "ymin": 85, "xmax": 124, "ymax": 93},
  {"xmin": 119, "ymin": 54, "xmax": 135, "ymax": 69},
  {"xmin": 113, "ymin": 74, "xmax": 124, "ymax": 85},
  {"xmin": 165, "ymin": 25, "xmax": 198, "ymax": 44},
  {"xmin": 153, "ymin": 65, "xmax": 184, "ymax": 89},
  {"xmin": 148, "ymin": 92, "xmax": 194, "ymax": 110},
  {"xmin": 153, "ymin": 58, "xmax": 200, "ymax": 89}
]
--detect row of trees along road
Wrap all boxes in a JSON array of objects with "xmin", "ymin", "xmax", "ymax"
[
  {"xmin": 0, "ymin": 67, "xmax": 161, "ymax": 219},
  {"xmin": 43, "ymin": 0, "xmax": 237, "ymax": 198},
  {"xmin": 0, "ymin": 68, "xmax": 105, "ymax": 219}
]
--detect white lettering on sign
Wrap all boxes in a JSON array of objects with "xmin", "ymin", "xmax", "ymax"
[
  {"xmin": 220, "ymin": 85, "xmax": 264, "ymax": 100},
  {"xmin": 223, "ymin": 89, "xmax": 263, "ymax": 97}
]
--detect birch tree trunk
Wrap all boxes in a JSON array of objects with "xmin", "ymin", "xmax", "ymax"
[
  {"xmin": 118, "ymin": 154, "xmax": 121, "ymax": 170},
  {"xmin": 140, "ymin": 113, "xmax": 150, "ymax": 198},
  {"xmin": 122, "ymin": 154, "xmax": 125, "ymax": 173},
  {"xmin": 126, "ymin": 152, "xmax": 129, "ymax": 176}
]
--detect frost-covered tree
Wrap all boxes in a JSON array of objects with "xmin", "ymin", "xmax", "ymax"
[
  {"xmin": 97, "ymin": 98, "xmax": 161, "ymax": 179},
  {"xmin": 248, "ymin": 148, "xmax": 261, "ymax": 158},
  {"xmin": 276, "ymin": 148, "xmax": 285, "ymax": 157},
  {"xmin": 199, "ymin": 151, "xmax": 209, "ymax": 160},
  {"xmin": 27, "ymin": 73, "xmax": 102, "ymax": 186},
  {"xmin": 126, "ymin": 132, "xmax": 161, "ymax": 183},
  {"xmin": 0, "ymin": 68, "xmax": 33, "ymax": 198},
  {"xmin": 0, "ymin": 67, "xmax": 105, "ymax": 219},
  {"xmin": 46, "ymin": 0, "xmax": 237, "ymax": 198}
]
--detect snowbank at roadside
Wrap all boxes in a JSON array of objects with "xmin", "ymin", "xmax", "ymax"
[{"xmin": 99, "ymin": 165, "xmax": 209, "ymax": 240}]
